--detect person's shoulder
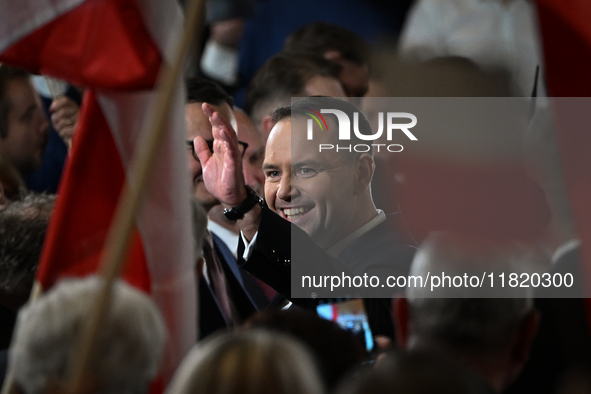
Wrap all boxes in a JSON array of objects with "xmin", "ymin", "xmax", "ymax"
[{"xmin": 340, "ymin": 213, "xmax": 417, "ymax": 274}]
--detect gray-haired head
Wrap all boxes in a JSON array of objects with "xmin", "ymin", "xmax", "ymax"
[
  {"xmin": 244, "ymin": 53, "xmax": 342, "ymax": 128},
  {"xmin": 10, "ymin": 276, "xmax": 167, "ymax": 394},
  {"xmin": 167, "ymin": 330, "xmax": 325, "ymax": 394},
  {"xmin": 405, "ymin": 232, "xmax": 539, "ymax": 353}
]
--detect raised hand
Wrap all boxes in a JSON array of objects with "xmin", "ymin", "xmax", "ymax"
[
  {"xmin": 195, "ymin": 103, "xmax": 248, "ymax": 208},
  {"xmin": 49, "ymin": 96, "xmax": 79, "ymax": 147}
]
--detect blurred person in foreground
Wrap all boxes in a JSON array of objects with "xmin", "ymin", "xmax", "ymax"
[
  {"xmin": 9, "ymin": 276, "xmax": 166, "ymax": 394},
  {"xmin": 393, "ymin": 232, "xmax": 540, "ymax": 393},
  {"xmin": 245, "ymin": 308, "xmax": 365, "ymax": 391},
  {"xmin": 166, "ymin": 330, "xmax": 324, "ymax": 394}
]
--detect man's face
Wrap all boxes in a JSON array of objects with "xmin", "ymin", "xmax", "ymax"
[
  {"xmin": 0, "ymin": 78, "xmax": 48, "ymax": 176},
  {"xmin": 185, "ymin": 101, "xmax": 236, "ymax": 211},
  {"xmin": 235, "ymin": 110, "xmax": 265, "ymax": 195},
  {"xmin": 263, "ymin": 118, "xmax": 360, "ymax": 250}
]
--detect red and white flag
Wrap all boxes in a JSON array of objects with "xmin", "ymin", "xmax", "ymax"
[{"xmin": 0, "ymin": 0, "xmax": 197, "ymax": 383}]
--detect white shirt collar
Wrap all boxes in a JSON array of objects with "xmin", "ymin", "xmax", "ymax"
[{"xmin": 326, "ymin": 210, "xmax": 386, "ymax": 257}]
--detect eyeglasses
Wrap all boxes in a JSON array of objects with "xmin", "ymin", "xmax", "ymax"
[{"xmin": 186, "ymin": 139, "xmax": 249, "ymax": 161}]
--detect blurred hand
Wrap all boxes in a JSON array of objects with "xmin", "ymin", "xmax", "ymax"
[
  {"xmin": 49, "ymin": 96, "xmax": 79, "ymax": 146},
  {"xmin": 195, "ymin": 103, "xmax": 248, "ymax": 207}
]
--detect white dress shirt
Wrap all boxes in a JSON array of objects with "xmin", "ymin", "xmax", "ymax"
[{"xmin": 399, "ymin": 0, "xmax": 546, "ymax": 97}]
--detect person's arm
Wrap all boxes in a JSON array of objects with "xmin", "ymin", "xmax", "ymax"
[{"xmin": 195, "ymin": 103, "xmax": 261, "ymax": 240}]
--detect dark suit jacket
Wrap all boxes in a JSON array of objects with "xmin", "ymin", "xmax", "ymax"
[
  {"xmin": 198, "ymin": 234, "xmax": 260, "ymax": 339},
  {"xmin": 237, "ymin": 206, "xmax": 417, "ymax": 338},
  {"xmin": 507, "ymin": 245, "xmax": 591, "ymax": 394}
]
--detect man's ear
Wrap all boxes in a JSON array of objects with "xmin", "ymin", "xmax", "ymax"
[
  {"xmin": 353, "ymin": 153, "xmax": 375, "ymax": 195},
  {"xmin": 393, "ymin": 296, "xmax": 411, "ymax": 348},
  {"xmin": 262, "ymin": 115, "xmax": 274, "ymax": 138}
]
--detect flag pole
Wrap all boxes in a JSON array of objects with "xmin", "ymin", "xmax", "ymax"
[{"xmin": 65, "ymin": 0, "xmax": 206, "ymax": 392}]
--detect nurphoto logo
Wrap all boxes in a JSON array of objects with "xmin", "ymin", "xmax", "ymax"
[{"xmin": 305, "ymin": 108, "xmax": 418, "ymax": 153}]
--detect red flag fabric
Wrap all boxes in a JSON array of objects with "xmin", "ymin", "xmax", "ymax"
[
  {"xmin": 35, "ymin": 91, "xmax": 151, "ymax": 291},
  {"xmin": 536, "ymin": 0, "xmax": 591, "ymax": 301},
  {"xmin": 0, "ymin": 0, "xmax": 161, "ymax": 90},
  {"xmin": 1, "ymin": 0, "xmax": 196, "ymax": 384}
]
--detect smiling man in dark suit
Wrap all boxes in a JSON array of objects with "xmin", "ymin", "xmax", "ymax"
[{"xmin": 196, "ymin": 96, "xmax": 417, "ymax": 339}]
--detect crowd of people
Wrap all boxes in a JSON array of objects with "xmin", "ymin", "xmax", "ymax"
[{"xmin": 1, "ymin": 0, "xmax": 591, "ymax": 393}]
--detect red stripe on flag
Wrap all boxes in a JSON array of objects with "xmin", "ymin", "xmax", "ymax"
[
  {"xmin": 2, "ymin": 0, "xmax": 196, "ymax": 385},
  {"xmin": 0, "ymin": 0, "xmax": 161, "ymax": 90},
  {"xmin": 36, "ymin": 91, "xmax": 151, "ymax": 292}
]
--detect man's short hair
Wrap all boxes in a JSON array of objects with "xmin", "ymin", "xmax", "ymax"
[
  {"xmin": 0, "ymin": 64, "xmax": 30, "ymax": 139},
  {"xmin": 10, "ymin": 276, "xmax": 166, "ymax": 394},
  {"xmin": 0, "ymin": 193, "xmax": 55, "ymax": 296},
  {"xmin": 186, "ymin": 77, "xmax": 234, "ymax": 107},
  {"xmin": 270, "ymin": 96, "xmax": 374, "ymax": 158},
  {"xmin": 243, "ymin": 53, "xmax": 341, "ymax": 124},
  {"xmin": 283, "ymin": 22, "xmax": 370, "ymax": 66}
]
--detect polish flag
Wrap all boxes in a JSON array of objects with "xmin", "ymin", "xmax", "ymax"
[{"xmin": 0, "ymin": 0, "xmax": 196, "ymax": 383}]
